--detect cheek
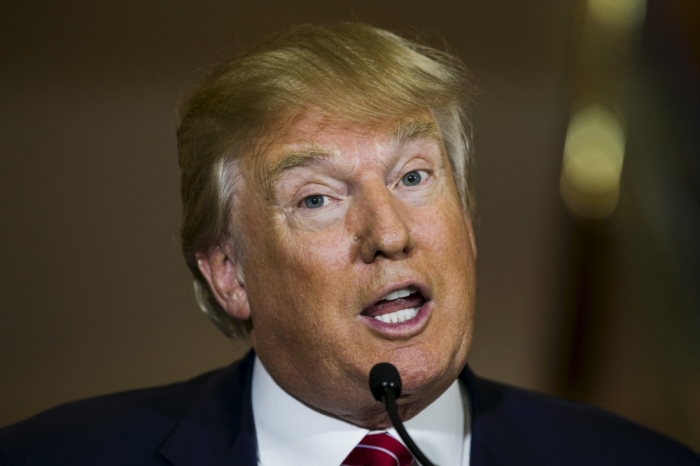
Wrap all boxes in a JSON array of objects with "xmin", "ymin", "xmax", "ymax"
[
  {"xmin": 246, "ymin": 226, "xmax": 354, "ymax": 335},
  {"xmin": 414, "ymin": 202, "xmax": 473, "ymax": 268},
  {"xmin": 414, "ymin": 203, "xmax": 476, "ymax": 323}
]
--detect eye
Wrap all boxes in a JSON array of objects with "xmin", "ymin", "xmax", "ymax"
[
  {"xmin": 401, "ymin": 170, "xmax": 425, "ymax": 187},
  {"xmin": 302, "ymin": 195, "xmax": 327, "ymax": 209}
]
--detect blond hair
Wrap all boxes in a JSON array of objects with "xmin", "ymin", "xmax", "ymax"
[{"xmin": 177, "ymin": 23, "xmax": 477, "ymax": 338}]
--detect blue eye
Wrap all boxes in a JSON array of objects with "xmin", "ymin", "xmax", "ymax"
[
  {"xmin": 303, "ymin": 195, "xmax": 326, "ymax": 209},
  {"xmin": 401, "ymin": 171, "xmax": 423, "ymax": 186}
]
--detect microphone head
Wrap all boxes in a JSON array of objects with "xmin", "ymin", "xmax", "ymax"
[{"xmin": 369, "ymin": 362, "xmax": 402, "ymax": 401}]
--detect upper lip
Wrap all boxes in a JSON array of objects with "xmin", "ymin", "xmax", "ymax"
[{"xmin": 360, "ymin": 278, "xmax": 432, "ymax": 315}]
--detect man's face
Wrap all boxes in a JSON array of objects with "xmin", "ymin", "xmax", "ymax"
[{"xmin": 234, "ymin": 110, "xmax": 476, "ymax": 427}]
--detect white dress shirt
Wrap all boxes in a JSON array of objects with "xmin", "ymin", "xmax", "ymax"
[{"xmin": 252, "ymin": 357, "xmax": 471, "ymax": 466}]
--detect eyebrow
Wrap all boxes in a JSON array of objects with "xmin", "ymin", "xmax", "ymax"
[
  {"xmin": 262, "ymin": 147, "xmax": 331, "ymax": 201},
  {"xmin": 390, "ymin": 118, "xmax": 441, "ymax": 145},
  {"xmin": 261, "ymin": 118, "xmax": 441, "ymax": 201}
]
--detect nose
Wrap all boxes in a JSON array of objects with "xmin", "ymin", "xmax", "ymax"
[{"xmin": 352, "ymin": 185, "xmax": 415, "ymax": 263}]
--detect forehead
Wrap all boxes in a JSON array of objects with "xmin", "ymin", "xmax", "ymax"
[{"xmin": 270, "ymin": 109, "xmax": 438, "ymax": 148}]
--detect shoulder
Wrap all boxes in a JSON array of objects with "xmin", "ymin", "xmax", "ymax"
[
  {"xmin": 463, "ymin": 369, "xmax": 700, "ymax": 465},
  {"xmin": 0, "ymin": 364, "xmax": 240, "ymax": 466}
]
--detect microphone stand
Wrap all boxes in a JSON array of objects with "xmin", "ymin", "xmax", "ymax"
[{"xmin": 369, "ymin": 363, "xmax": 437, "ymax": 466}]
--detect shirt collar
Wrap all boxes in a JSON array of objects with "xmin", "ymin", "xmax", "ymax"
[{"xmin": 252, "ymin": 356, "xmax": 469, "ymax": 466}]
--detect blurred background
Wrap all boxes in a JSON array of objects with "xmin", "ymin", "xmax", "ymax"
[{"xmin": 1, "ymin": 0, "xmax": 698, "ymax": 451}]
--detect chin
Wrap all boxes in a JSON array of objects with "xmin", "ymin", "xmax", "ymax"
[{"xmin": 390, "ymin": 347, "xmax": 461, "ymax": 391}]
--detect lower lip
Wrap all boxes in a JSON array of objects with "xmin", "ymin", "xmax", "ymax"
[{"xmin": 359, "ymin": 300, "xmax": 432, "ymax": 338}]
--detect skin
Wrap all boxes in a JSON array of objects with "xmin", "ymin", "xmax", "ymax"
[{"xmin": 197, "ymin": 110, "xmax": 477, "ymax": 428}]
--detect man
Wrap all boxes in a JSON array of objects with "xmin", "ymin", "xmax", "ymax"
[{"xmin": 1, "ymin": 23, "xmax": 698, "ymax": 466}]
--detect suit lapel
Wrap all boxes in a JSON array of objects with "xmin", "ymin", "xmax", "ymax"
[
  {"xmin": 461, "ymin": 366, "xmax": 538, "ymax": 466},
  {"xmin": 159, "ymin": 351, "xmax": 258, "ymax": 466}
]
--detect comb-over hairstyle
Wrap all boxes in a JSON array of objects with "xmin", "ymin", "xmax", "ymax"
[{"xmin": 177, "ymin": 22, "xmax": 477, "ymax": 338}]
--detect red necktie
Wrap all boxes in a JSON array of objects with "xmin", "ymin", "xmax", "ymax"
[{"xmin": 342, "ymin": 432, "xmax": 415, "ymax": 466}]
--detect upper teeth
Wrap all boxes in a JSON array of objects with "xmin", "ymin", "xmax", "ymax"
[{"xmin": 380, "ymin": 286, "xmax": 417, "ymax": 302}]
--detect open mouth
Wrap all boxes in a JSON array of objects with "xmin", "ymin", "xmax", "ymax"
[{"xmin": 361, "ymin": 286, "xmax": 427, "ymax": 324}]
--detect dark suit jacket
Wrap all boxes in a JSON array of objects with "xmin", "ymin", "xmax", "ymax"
[{"xmin": 1, "ymin": 351, "xmax": 698, "ymax": 465}]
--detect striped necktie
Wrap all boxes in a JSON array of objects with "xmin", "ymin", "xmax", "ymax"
[{"xmin": 341, "ymin": 432, "xmax": 415, "ymax": 466}]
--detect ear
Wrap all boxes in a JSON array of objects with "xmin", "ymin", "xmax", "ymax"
[
  {"xmin": 195, "ymin": 245, "xmax": 250, "ymax": 321},
  {"xmin": 464, "ymin": 213, "xmax": 478, "ymax": 260}
]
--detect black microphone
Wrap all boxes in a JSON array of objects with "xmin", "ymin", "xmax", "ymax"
[{"xmin": 368, "ymin": 363, "xmax": 437, "ymax": 466}]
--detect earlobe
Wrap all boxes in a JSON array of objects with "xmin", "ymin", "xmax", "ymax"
[{"xmin": 195, "ymin": 246, "xmax": 251, "ymax": 321}]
